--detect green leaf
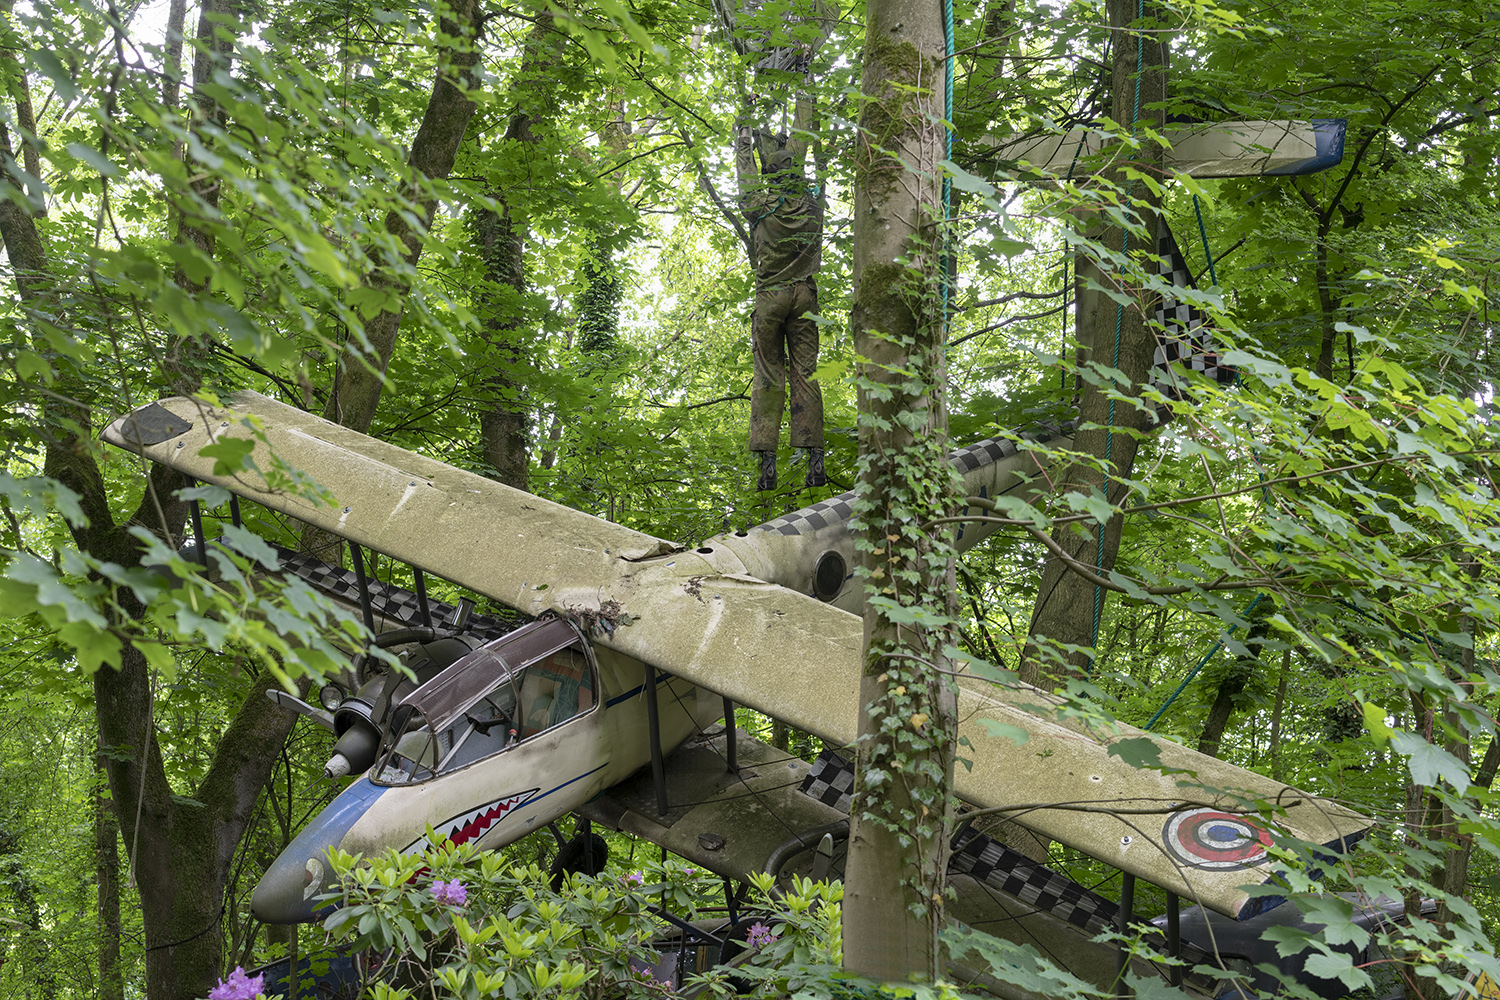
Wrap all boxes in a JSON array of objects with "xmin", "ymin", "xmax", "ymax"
[
  {"xmin": 1304, "ymin": 950, "xmax": 1373, "ymax": 992},
  {"xmin": 939, "ymin": 159, "xmax": 996, "ymax": 196},
  {"xmin": 220, "ymin": 523, "xmax": 282, "ymax": 570},
  {"xmin": 66, "ymin": 142, "xmax": 120, "ymax": 178},
  {"xmin": 5, "ymin": 555, "xmax": 107, "ymax": 627},
  {"xmin": 977, "ymin": 719, "xmax": 1031, "ymax": 746},
  {"xmin": 198, "ymin": 437, "xmax": 257, "ymax": 476},
  {"xmin": 1106, "ymin": 737, "xmax": 1165, "ymax": 770},
  {"xmin": 31, "ymin": 50, "xmax": 80, "ymax": 103},
  {"xmin": 1293, "ymin": 896, "xmax": 1369, "ymax": 949},
  {"xmin": 1391, "ymin": 731, "xmax": 1472, "ymax": 794},
  {"xmin": 1361, "ymin": 702, "xmax": 1394, "ymax": 745}
]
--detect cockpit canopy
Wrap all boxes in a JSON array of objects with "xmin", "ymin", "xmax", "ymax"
[{"xmin": 373, "ymin": 618, "xmax": 597, "ymax": 785}]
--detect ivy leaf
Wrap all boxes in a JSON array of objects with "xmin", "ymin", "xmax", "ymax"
[{"xmin": 1391, "ymin": 731, "xmax": 1471, "ymax": 794}]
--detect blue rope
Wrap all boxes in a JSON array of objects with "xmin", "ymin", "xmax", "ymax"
[
  {"xmin": 1143, "ymin": 593, "xmax": 1265, "ymax": 730},
  {"xmin": 941, "ymin": 0, "xmax": 954, "ymax": 317},
  {"xmin": 1192, "ymin": 194, "xmax": 1217, "ymax": 287}
]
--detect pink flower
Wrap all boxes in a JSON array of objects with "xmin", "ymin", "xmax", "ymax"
[
  {"xmin": 745, "ymin": 921, "xmax": 777, "ymax": 949},
  {"xmin": 431, "ymin": 879, "xmax": 468, "ymax": 906},
  {"xmin": 209, "ymin": 966, "xmax": 265, "ymax": 1000},
  {"xmin": 623, "ymin": 871, "xmax": 644, "ymax": 887}
]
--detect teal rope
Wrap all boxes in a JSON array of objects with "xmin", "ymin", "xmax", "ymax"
[
  {"xmin": 1192, "ymin": 194, "xmax": 1217, "ymax": 287},
  {"xmin": 1143, "ymin": 593, "xmax": 1264, "ymax": 730},
  {"xmin": 1087, "ymin": 0, "xmax": 1146, "ymax": 673},
  {"xmin": 941, "ymin": 0, "xmax": 954, "ymax": 317}
]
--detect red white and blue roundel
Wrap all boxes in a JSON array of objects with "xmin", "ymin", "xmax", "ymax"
[{"xmin": 1162, "ymin": 807, "xmax": 1274, "ymax": 870}]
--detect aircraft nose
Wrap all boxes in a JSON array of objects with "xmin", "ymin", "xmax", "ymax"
[{"xmin": 252, "ymin": 778, "xmax": 387, "ymax": 924}]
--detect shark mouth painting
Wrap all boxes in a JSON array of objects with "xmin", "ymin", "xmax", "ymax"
[{"xmin": 402, "ymin": 789, "xmax": 541, "ymax": 855}]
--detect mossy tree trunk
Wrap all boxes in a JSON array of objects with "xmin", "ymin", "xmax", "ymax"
[
  {"xmin": 472, "ymin": 11, "xmax": 572, "ymax": 492},
  {"xmin": 320, "ymin": 0, "xmax": 482, "ymax": 436},
  {"xmin": 841, "ymin": 0, "xmax": 955, "ymax": 979},
  {"xmin": 1019, "ymin": 0, "xmax": 1168, "ymax": 687},
  {"xmin": 95, "ymin": 749, "xmax": 125, "ymax": 1000}
]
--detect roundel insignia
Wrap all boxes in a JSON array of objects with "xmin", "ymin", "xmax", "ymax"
[{"xmin": 1162, "ymin": 807, "xmax": 1274, "ymax": 870}]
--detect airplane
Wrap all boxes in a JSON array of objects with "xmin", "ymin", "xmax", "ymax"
[
  {"xmin": 99, "ymin": 121, "xmax": 1361, "ymax": 984},
  {"xmin": 986, "ymin": 119, "xmax": 1347, "ymax": 179}
]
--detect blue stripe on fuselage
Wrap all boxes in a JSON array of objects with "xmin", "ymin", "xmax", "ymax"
[{"xmin": 605, "ymin": 668, "xmax": 686, "ymax": 709}]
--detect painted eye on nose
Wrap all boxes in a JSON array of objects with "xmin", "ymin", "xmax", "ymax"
[{"xmin": 302, "ymin": 857, "xmax": 324, "ymax": 900}]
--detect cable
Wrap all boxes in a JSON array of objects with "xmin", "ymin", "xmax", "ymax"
[{"xmin": 941, "ymin": 0, "xmax": 954, "ymax": 319}]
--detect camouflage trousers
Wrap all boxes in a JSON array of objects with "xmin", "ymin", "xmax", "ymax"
[{"xmin": 748, "ymin": 278, "xmax": 824, "ymax": 452}]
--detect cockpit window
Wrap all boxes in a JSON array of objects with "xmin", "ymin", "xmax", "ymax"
[
  {"xmin": 517, "ymin": 646, "xmax": 594, "ymax": 738},
  {"xmin": 371, "ymin": 619, "xmax": 596, "ymax": 785}
]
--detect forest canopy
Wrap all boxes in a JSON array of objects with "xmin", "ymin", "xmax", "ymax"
[{"xmin": 1, "ymin": 0, "xmax": 1499, "ymax": 996}]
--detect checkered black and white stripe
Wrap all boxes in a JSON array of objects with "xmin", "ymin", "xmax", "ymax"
[
  {"xmin": 798, "ymin": 750, "xmax": 1214, "ymax": 971},
  {"xmin": 801, "ymin": 749, "xmax": 859, "ymax": 809},
  {"xmin": 1151, "ymin": 220, "xmax": 1235, "ymax": 395},
  {"xmin": 753, "ymin": 224, "xmax": 1229, "ymax": 541},
  {"xmin": 799, "ymin": 752, "xmax": 1117, "ymax": 929},
  {"xmin": 950, "ymin": 828, "xmax": 1119, "ymax": 934},
  {"xmin": 274, "ymin": 546, "xmax": 519, "ymax": 643},
  {"xmin": 763, "ymin": 494, "xmax": 858, "ymax": 537},
  {"xmin": 760, "ymin": 423, "xmax": 1074, "ymax": 537}
]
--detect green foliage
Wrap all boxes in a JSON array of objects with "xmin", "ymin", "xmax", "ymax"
[
  {"xmin": 322, "ymin": 839, "xmax": 853, "ymax": 999},
  {"xmin": 2, "ymin": 0, "xmax": 1499, "ymax": 992}
]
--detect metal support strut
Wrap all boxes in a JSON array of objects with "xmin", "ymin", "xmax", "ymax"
[
  {"xmin": 1116, "ymin": 871, "xmax": 1136, "ymax": 999},
  {"xmin": 348, "ymin": 541, "xmax": 376, "ymax": 634},
  {"xmin": 644, "ymin": 664, "xmax": 668, "ymax": 816},
  {"xmin": 414, "ymin": 568, "xmax": 433, "ymax": 628},
  {"xmin": 723, "ymin": 697, "xmax": 738, "ymax": 772},
  {"xmin": 1166, "ymin": 891, "xmax": 1182, "ymax": 986},
  {"xmin": 186, "ymin": 477, "xmax": 207, "ymax": 565}
]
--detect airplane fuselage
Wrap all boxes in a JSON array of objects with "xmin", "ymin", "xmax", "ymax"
[{"xmin": 251, "ymin": 642, "xmax": 721, "ymax": 923}]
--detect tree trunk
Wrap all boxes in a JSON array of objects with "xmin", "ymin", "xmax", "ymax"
[
  {"xmin": 1, "ymin": 0, "xmax": 43, "ymax": 216},
  {"xmin": 89, "ymin": 611, "xmax": 302, "ymax": 1000},
  {"xmin": 1019, "ymin": 0, "xmax": 1168, "ymax": 687},
  {"xmin": 470, "ymin": 11, "xmax": 568, "ymax": 492},
  {"xmin": 96, "ymin": 749, "xmax": 124, "ymax": 1000},
  {"xmin": 321, "ymin": 0, "xmax": 483, "ymax": 435},
  {"xmin": 1197, "ymin": 602, "xmax": 1271, "ymax": 757},
  {"xmin": 4, "ymin": 52, "xmax": 311, "ymax": 1000},
  {"xmin": 841, "ymin": 0, "xmax": 953, "ymax": 979},
  {"xmin": 1268, "ymin": 647, "xmax": 1290, "ymax": 781}
]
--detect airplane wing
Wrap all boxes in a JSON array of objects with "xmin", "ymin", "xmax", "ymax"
[
  {"xmin": 103, "ymin": 391, "xmax": 1368, "ymax": 919},
  {"xmin": 985, "ymin": 119, "xmax": 1348, "ymax": 179}
]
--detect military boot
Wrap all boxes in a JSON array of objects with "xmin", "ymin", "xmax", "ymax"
[
  {"xmin": 756, "ymin": 450, "xmax": 777, "ymax": 491},
  {"xmin": 804, "ymin": 448, "xmax": 826, "ymax": 488}
]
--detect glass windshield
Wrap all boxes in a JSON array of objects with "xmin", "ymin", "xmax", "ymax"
[{"xmin": 372, "ymin": 620, "xmax": 596, "ymax": 785}]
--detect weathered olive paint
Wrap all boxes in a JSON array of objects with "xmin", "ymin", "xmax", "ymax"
[{"xmin": 103, "ymin": 392, "xmax": 1370, "ymax": 923}]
